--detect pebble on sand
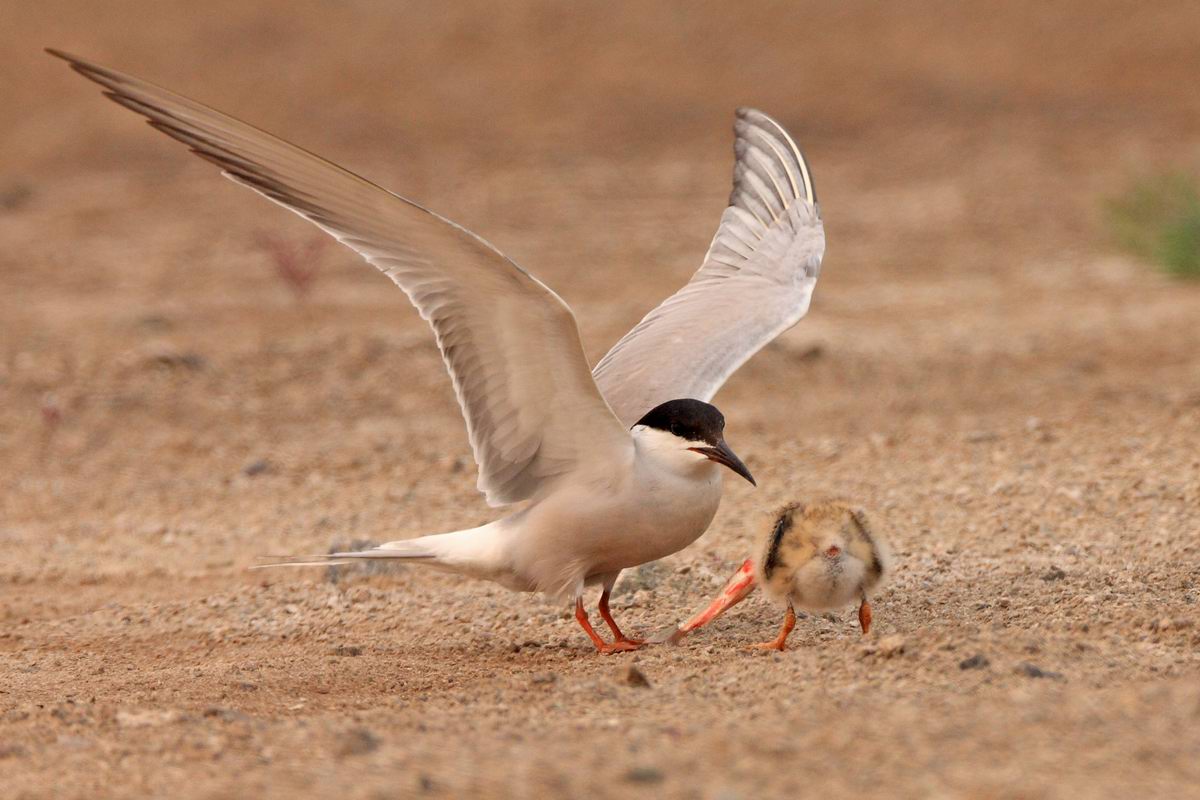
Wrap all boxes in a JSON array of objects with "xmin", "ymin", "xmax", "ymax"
[
  {"xmin": 622, "ymin": 665, "xmax": 652, "ymax": 688},
  {"xmin": 624, "ymin": 767, "xmax": 665, "ymax": 784},
  {"xmin": 335, "ymin": 727, "xmax": 381, "ymax": 757},
  {"xmin": 959, "ymin": 654, "xmax": 990, "ymax": 670},
  {"xmin": 1015, "ymin": 662, "xmax": 1063, "ymax": 680}
]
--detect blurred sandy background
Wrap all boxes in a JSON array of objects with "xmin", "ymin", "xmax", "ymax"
[{"xmin": 2, "ymin": 2, "xmax": 1199, "ymax": 798}]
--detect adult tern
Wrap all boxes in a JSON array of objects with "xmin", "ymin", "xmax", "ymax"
[{"xmin": 49, "ymin": 49, "xmax": 825, "ymax": 653}]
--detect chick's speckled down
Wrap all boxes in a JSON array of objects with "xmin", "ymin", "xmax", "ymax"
[{"xmin": 757, "ymin": 500, "xmax": 890, "ymax": 612}]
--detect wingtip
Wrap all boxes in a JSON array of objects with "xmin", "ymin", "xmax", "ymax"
[
  {"xmin": 733, "ymin": 106, "xmax": 817, "ymax": 206},
  {"xmin": 45, "ymin": 47, "xmax": 77, "ymax": 63},
  {"xmin": 735, "ymin": 106, "xmax": 770, "ymax": 124}
]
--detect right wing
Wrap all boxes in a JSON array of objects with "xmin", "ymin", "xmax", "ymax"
[
  {"xmin": 593, "ymin": 108, "xmax": 825, "ymax": 426},
  {"xmin": 50, "ymin": 49, "xmax": 631, "ymax": 507}
]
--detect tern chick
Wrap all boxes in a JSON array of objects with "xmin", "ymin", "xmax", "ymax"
[{"xmin": 665, "ymin": 500, "xmax": 890, "ymax": 649}]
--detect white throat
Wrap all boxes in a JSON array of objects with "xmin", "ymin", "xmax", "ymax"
[{"xmin": 631, "ymin": 424, "xmax": 719, "ymax": 479}]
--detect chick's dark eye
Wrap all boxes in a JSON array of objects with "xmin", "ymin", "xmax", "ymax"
[{"xmin": 670, "ymin": 423, "xmax": 681, "ymax": 437}]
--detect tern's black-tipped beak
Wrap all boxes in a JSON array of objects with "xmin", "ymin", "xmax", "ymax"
[{"xmin": 690, "ymin": 440, "xmax": 756, "ymax": 486}]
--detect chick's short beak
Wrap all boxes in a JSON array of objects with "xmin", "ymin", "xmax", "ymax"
[{"xmin": 690, "ymin": 439, "xmax": 756, "ymax": 486}]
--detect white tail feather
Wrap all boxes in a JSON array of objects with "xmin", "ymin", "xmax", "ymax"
[{"xmin": 252, "ymin": 522, "xmax": 528, "ymax": 589}]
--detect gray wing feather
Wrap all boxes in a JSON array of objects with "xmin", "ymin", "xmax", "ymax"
[
  {"xmin": 50, "ymin": 49, "xmax": 629, "ymax": 506},
  {"xmin": 593, "ymin": 108, "xmax": 825, "ymax": 425}
]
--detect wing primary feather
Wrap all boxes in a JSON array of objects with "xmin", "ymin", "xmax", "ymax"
[
  {"xmin": 744, "ymin": 146, "xmax": 791, "ymax": 213},
  {"xmin": 737, "ymin": 165, "xmax": 782, "ymax": 223},
  {"xmin": 757, "ymin": 114, "xmax": 815, "ymax": 204}
]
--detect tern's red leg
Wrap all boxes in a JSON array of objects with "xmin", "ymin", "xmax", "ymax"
[
  {"xmin": 575, "ymin": 598, "xmax": 638, "ymax": 655},
  {"xmin": 749, "ymin": 605, "xmax": 796, "ymax": 651},
  {"xmin": 666, "ymin": 558, "xmax": 758, "ymax": 644},
  {"xmin": 598, "ymin": 588, "xmax": 644, "ymax": 646},
  {"xmin": 858, "ymin": 595, "xmax": 873, "ymax": 635}
]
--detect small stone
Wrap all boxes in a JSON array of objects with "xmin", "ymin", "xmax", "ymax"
[
  {"xmin": 242, "ymin": 459, "xmax": 271, "ymax": 477},
  {"xmin": 531, "ymin": 672, "xmax": 557, "ymax": 685},
  {"xmin": 1015, "ymin": 662, "xmax": 1063, "ymax": 680},
  {"xmin": 792, "ymin": 343, "xmax": 825, "ymax": 362},
  {"xmin": 148, "ymin": 349, "xmax": 206, "ymax": 370},
  {"xmin": 0, "ymin": 182, "xmax": 33, "ymax": 211},
  {"xmin": 336, "ymin": 727, "xmax": 380, "ymax": 757},
  {"xmin": 878, "ymin": 635, "xmax": 906, "ymax": 657},
  {"xmin": 1042, "ymin": 566, "xmax": 1067, "ymax": 581},
  {"xmin": 624, "ymin": 767, "xmax": 665, "ymax": 784},
  {"xmin": 616, "ymin": 562, "xmax": 670, "ymax": 594},
  {"xmin": 622, "ymin": 666, "xmax": 651, "ymax": 688},
  {"xmin": 330, "ymin": 644, "xmax": 363, "ymax": 657},
  {"xmin": 959, "ymin": 654, "xmax": 990, "ymax": 670}
]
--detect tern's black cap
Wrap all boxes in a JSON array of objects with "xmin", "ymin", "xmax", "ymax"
[{"xmin": 633, "ymin": 399, "xmax": 725, "ymax": 445}]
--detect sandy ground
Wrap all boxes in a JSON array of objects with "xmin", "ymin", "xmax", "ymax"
[{"xmin": 3, "ymin": 2, "xmax": 1200, "ymax": 798}]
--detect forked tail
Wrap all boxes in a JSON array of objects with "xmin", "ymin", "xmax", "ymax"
[
  {"xmin": 255, "ymin": 537, "xmax": 437, "ymax": 569},
  {"xmin": 254, "ymin": 522, "xmax": 516, "ymax": 585}
]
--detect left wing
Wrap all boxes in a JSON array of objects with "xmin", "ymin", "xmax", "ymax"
[{"xmin": 49, "ymin": 49, "xmax": 631, "ymax": 507}]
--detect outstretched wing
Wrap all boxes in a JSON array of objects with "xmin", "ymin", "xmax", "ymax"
[
  {"xmin": 50, "ymin": 49, "xmax": 630, "ymax": 506},
  {"xmin": 593, "ymin": 108, "xmax": 825, "ymax": 426}
]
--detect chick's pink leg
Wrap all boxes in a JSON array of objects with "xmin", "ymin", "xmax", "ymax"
[
  {"xmin": 749, "ymin": 605, "xmax": 796, "ymax": 651},
  {"xmin": 666, "ymin": 558, "xmax": 757, "ymax": 644},
  {"xmin": 858, "ymin": 596, "xmax": 873, "ymax": 635}
]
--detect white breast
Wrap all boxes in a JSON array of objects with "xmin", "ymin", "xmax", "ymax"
[{"xmin": 506, "ymin": 426, "xmax": 725, "ymax": 598}]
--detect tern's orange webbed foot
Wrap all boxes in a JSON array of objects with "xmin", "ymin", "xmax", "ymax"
[
  {"xmin": 597, "ymin": 639, "xmax": 643, "ymax": 655},
  {"xmin": 575, "ymin": 597, "xmax": 644, "ymax": 655}
]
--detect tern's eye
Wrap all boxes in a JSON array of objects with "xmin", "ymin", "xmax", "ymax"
[{"xmin": 670, "ymin": 423, "xmax": 682, "ymax": 437}]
